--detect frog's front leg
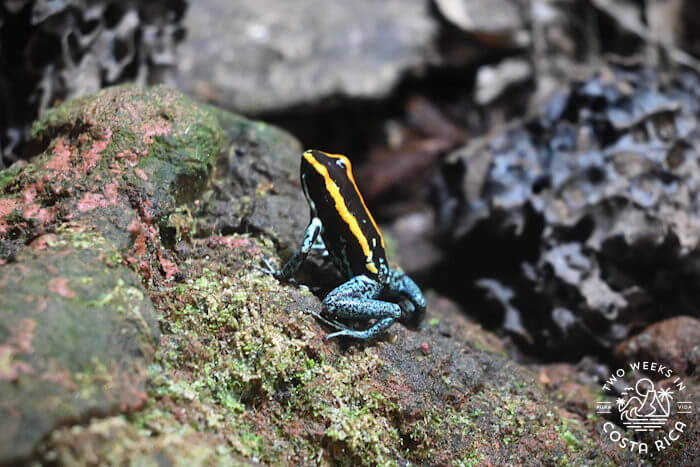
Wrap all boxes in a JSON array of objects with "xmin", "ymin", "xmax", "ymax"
[
  {"xmin": 323, "ymin": 275, "xmax": 402, "ymax": 340},
  {"xmin": 263, "ymin": 217, "xmax": 322, "ymax": 280},
  {"xmin": 311, "ymin": 235, "xmax": 328, "ymax": 253}
]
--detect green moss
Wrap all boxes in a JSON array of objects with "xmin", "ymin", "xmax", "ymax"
[
  {"xmin": 123, "ymin": 236, "xmax": 407, "ymax": 464},
  {"xmin": 453, "ymin": 451, "xmax": 485, "ymax": 467},
  {"xmin": 51, "ymin": 224, "xmax": 124, "ymax": 266},
  {"xmin": 30, "ymin": 93, "xmax": 95, "ymax": 140},
  {"xmin": 35, "ymin": 221, "xmax": 610, "ymax": 464},
  {"xmin": 0, "ymin": 164, "xmax": 24, "ymax": 192}
]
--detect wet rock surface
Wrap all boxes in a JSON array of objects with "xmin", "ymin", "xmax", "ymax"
[
  {"xmin": 0, "ymin": 229, "xmax": 159, "ymax": 463},
  {"xmin": 0, "ymin": 86, "xmax": 616, "ymax": 464},
  {"xmin": 176, "ymin": 0, "xmax": 437, "ymax": 114},
  {"xmin": 189, "ymin": 110, "xmax": 308, "ymax": 259},
  {"xmin": 433, "ymin": 62, "xmax": 700, "ymax": 360}
]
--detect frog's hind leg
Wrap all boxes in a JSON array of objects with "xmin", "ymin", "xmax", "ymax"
[
  {"xmin": 322, "ymin": 275, "xmax": 401, "ymax": 340},
  {"xmin": 387, "ymin": 269, "xmax": 426, "ymax": 311}
]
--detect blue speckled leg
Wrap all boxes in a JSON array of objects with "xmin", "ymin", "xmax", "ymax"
[
  {"xmin": 386, "ymin": 269, "xmax": 426, "ymax": 312},
  {"xmin": 262, "ymin": 217, "xmax": 322, "ymax": 280},
  {"xmin": 323, "ymin": 275, "xmax": 401, "ymax": 340},
  {"xmin": 326, "ymin": 317, "xmax": 396, "ymax": 340}
]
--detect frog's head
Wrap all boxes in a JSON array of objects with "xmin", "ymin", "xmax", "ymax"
[
  {"xmin": 300, "ymin": 149, "xmax": 357, "ymax": 226},
  {"xmin": 301, "ymin": 150, "xmax": 354, "ymax": 189}
]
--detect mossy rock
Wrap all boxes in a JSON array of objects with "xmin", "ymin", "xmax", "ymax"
[
  {"xmin": 0, "ymin": 84, "xmax": 307, "ymax": 463},
  {"xmin": 0, "ymin": 228, "xmax": 159, "ymax": 463},
  {"xmin": 1, "ymin": 85, "xmax": 224, "ymax": 257},
  {"xmin": 35, "ymin": 233, "xmax": 613, "ymax": 465}
]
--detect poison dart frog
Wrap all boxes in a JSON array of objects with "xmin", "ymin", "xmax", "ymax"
[{"xmin": 262, "ymin": 149, "xmax": 426, "ymax": 340}]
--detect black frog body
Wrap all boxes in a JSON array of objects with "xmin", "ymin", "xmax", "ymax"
[
  {"xmin": 264, "ymin": 149, "xmax": 426, "ymax": 340},
  {"xmin": 300, "ymin": 150, "xmax": 387, "ymax": 282}
]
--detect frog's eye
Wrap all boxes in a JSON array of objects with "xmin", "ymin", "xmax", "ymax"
[{"xmin": 335, "ymin": 159, "xmax": 346, "ymax": 169}]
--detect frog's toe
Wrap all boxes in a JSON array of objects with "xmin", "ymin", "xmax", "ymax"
[
  {"xmin": 259, "ymin": 258, "xmax": 281, "ymax": 276},
  {"xmin": 324, "ymin": 317, "xmax": 395, "ymax": 341},
  {"xmin": 325, "ymin": 330, "xmax": 351, "ymax": 341}
]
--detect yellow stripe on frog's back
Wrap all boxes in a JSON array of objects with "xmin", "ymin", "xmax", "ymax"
[
  {"xmin": 303, "ymin": 151, "xmax": 379, "ymax": 274},
  {"xmin": 336, "ymin": 154, "xmax": 386, "ymax": 249}
]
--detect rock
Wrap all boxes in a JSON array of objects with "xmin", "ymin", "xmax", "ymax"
[
  {"xmin": 421, "ymin": 294, "xmax": 507, "ymax": 355},
  {"xmin": 0, "ymin": 84, "xmax": 226, "ymax": 462},
  {"xmin": 0, "ymin": 228, "xmax": 159, "ymax": 463},
  {"xmin": 1, "ymin": 85, "xmax": 223, "ymax": 271},
  {"xmin": 38, "ymin": 247, "xmax": 611, "ymax": 464},
  {"xmin": 616, "ymin": 316, "xmax": 700, "ymax": 376},
  {"xmin": 432, "ymin": 62, "xmax": 700, "ymax": 359},
  {"xmin": 435, "ymin": 0, "xmax": 526, "ymax": 37},
  {"xmin": 191, "ymin": 109, "xmax": 307, "ymax": 260},
  {"xmin": 176, "ymin": 0, "xmax": 437, "ymax": 113},
  {"xmin": 384, "ymin": 210, "xmax": 445, "ymax": 277},
  {"xmin": 532, "ymin": 362, "xmax": 597, "ymax": 416},
  {"xmin": 475, "ymin": 57, "xmax": 532, "ymax": 105}
]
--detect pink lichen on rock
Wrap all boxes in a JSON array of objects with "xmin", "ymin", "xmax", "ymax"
[
  {"xmin": 22, "ymin": 204, "xmax": 56, "ymax": 225},
  {"xmin": 159, "ymin": 257, "xmax": 180, "ymax": 280},
  {"xmin": 111, "ymin": 118, "xmax": 169, "ymax": 168},
  {"xmin": 142, "ymin": 121, "xmax": 171, "ymax": 145},
  {"xmin": 29, "ymin": 234, "xmax": 57, "ymax": 251},
  {"xmin": 77, "ymin": 193, "xmax": 106, "ymax": 212},
  {"xmin": 0, "ymin": 346, "xmax": 34, "ymax": 381},
  {"xmin": 40, "ymin": 369, "xmax": 78, "ymax": 391},
  {"xmin": 76, "ymin": 181, "xmax": 120, "ymax": 212},
  {"xmin": 128, "ymin": 218, "xmax": 148, "ymax": 256},
  {"xmin": 134, "ymin": 168, "xmax": 148, "ymax": 180},
  {"xmin": 39, "ymin": 123, "xmax": 111, "ymax": 187},
  {"xmin": 207, "ymin": 235, "xmax": 260, "ymax": 254},
  {"xmin": 103, "ymin": 180, "xmax": 119, "ymax": 204},
  {"xmin": 79, "ymin": 126, "xmax": 112, "ymax": 174},
  {"xmin": 91, "ymin": 127, "xmax": 112, "ymax": 154},
  {"xmin": 11, "ymin": 318, "xmax": 37, "ymax": 354},
  {"xmin": 48, "ymin": 277, "xmax": 76, "ymax": 298},
  {"xmin": 127, "ymin": 218, "xmax": 141, "ymax": 236},
  {"xmin": 0, "ymin": 318, "xmax": 37, "ymax": 381},
  {"xmin": 22, "ymin": 186, "xmax": 38, "ymax": 204},
  {"xmin": 115, "ymin": 149, "xmax": 141, "ymax": 167},
  {"xmin": 0, "ymin": 199, "xmax": 19, "ymax": 234},
  {"xmin": 0, "ymin": 198, "xmax": 19, "ymax": 219},
  {"xmin": 44, "ymin": 138, "xmax": 75, "ymax": 180}
]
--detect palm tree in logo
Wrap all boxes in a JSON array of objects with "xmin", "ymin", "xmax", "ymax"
[{"xmin": 653, "ymin": 387, "xmax": 674, "ymax": 417}]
